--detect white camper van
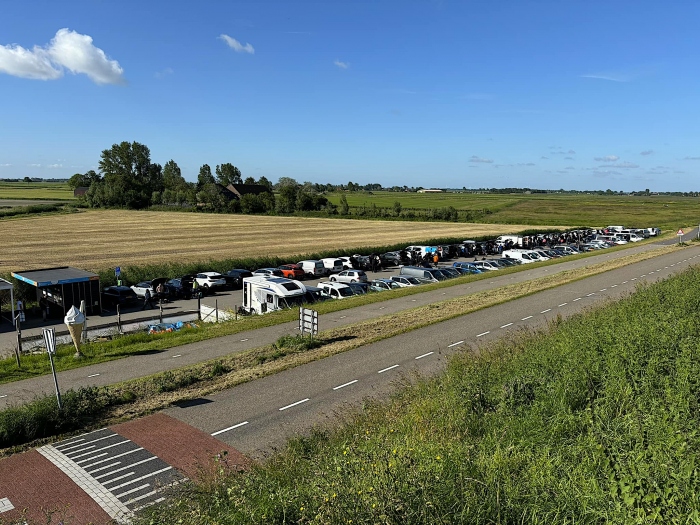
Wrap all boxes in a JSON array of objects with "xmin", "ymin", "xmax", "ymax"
[{"xmin": 242, "ymin": 276, "xmax": 307, "ymax": 315}]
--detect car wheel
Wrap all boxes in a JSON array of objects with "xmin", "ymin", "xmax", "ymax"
[
  {"xmin": 330, "ymin": 277, "xmax": 336, "ymax": 282},
  {"xmin": 351, "ymin": 279, "xmax": 356, "ymax": 283},
  {"xmin": 203, "ymin": 284, "xmax": 209, "ymax": 289}
]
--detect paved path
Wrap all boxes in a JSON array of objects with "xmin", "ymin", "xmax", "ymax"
[
  {"xmin": 0, "ymin": 238, "xmax": 687, "ymax": 408},
  {"xmin": 0, "ymin": 414, "xmax": 248, "ymax": 524}
]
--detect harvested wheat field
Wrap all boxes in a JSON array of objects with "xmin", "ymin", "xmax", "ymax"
[{"xmin": 1, "ymin": 210, "xmax": 568, "ymax": 273}]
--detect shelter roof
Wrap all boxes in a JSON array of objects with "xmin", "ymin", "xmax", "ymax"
[
  {"xmin": 11, "ymin": 267, "xmax": 99, "ymax": 287},
  {"xmin": 0, "ymin": 278, "xmax": 12, "ymax": 291}
]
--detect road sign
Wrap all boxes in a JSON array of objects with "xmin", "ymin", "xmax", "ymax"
[
  {"xmin": 299, "ymin": 307, "xmax": 318, "ymax": 336},
  {"xmin": 115, "ymin": 266, "xmax": 121, "ymax": 276},
  {"xmin": 677, "ymin": 229, "xmax": 684, "ymax": 235},
  {"xmin": 42, "ymin": 327, "xmax": 56, "ymax": 355}
]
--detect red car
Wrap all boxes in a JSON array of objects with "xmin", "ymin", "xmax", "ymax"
[{"xmin": 278, "ymin": 264, "xmax": 305, "ymax": 280}]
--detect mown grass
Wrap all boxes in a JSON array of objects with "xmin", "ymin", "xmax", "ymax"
[
  {"xmin": 135, "ymin": 263, "xmax": 700, "ymax": 524},
  {"xmin": 0, "ymin": 181, "xmax": 75, "ymax": 201}
]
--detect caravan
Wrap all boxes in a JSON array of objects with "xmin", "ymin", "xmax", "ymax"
[{"xmin": 242, "ymin": 276, "xmax": 308, "ymax": 315}]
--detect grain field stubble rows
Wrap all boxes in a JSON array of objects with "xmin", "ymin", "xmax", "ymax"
[{"xmin": 1, "ymin": 210, "xmax": 565, "ymax": 273}]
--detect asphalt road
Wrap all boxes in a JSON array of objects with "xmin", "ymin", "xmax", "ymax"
[
  {"xmin": 159, "ymin": 245, "xmax": 700, "ymax": 458},
  {"xmin": 0, "ymin": 238, "xmax": 680, "ymax": 408}
]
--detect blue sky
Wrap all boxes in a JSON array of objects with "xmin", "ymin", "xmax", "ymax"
[{"xmin": 1, "ymin": 1, "xmax": 699, "ymax": 191}]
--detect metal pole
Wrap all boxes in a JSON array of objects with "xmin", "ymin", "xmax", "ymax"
[
  {"xmin": 197, "ymin": 294, "xmax": 201, "ymax": 321},
  {"xmin": 116, "ymin": 304, "xmax": 121, "ymax": 333},
  {"xmin": 48, "ymin": 351, "xmax": 62, "ymax": 410},
  {"xmin": 215, "ymin": 299, "xmax": 218, "ymax": 323},
  {"xmin": 159, "ymin": 298, "xmax": 163, "ymax": 323},
  {"xmin": 14, "ymin": 313, "xmax": 21, "ymax": 368},
  {"xmin": 235, "ymin": 305, "xmax": 238, "ymax": 321}
]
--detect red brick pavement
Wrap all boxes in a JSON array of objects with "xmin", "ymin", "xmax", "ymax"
[
  {"xmin": 0, "ymin": 449, "xmax": 112, "ymax": 525},
  {"xmin": 111, "ymin": 413, "xmax": 251, "ymax": 481}
]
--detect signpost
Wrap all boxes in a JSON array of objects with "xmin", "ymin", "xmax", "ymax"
[
  {"xmin": 677, "ymin": 229, "xmax": 684, "ymax": 243},
  {"xmin": 299, "ymin": 307, "xmax": 318, "ymax": 339},
  {"xmin": 42, "ymin": 328, "xmax": 62, "ymax": 409}
]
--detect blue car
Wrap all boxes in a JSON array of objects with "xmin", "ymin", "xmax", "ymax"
[{"xmin": 452, "ymin": 262, "xmax": 482, "ymax": 274}]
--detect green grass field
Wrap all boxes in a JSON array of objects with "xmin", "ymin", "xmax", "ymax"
[
  {"xmin": 327, "ymin": 191, "xmax": 699, "ymax": 229},
  {"xmin": 0, "ymin": 181, "xmax": 75, "ymax": 201}
]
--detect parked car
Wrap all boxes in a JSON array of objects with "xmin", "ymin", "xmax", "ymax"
[
  {"xmin": 320, "ymin": 258, "xmax": 344, "ymax": 274},
  {"xmin": 101, "ymin": 286, "xmax": 139, "ymax": 308},
  {"xmin": 370, "ymin": 279, "xmax": 402, "ymax": 292},
  {"xmin": 337, "ymin": 256, "xmax": 354, "ymax": 270},
  {"xmin": 278, "ymin": 264, "xmax": 305, "ymax": 280},
  {"xmin": 331, "ymin": 269, "xmax": 368, "ymax": 283},
  {"xmin": 195, "ymin": 272, "xmax": 226, "ymax": 290},
  {"xmin": 224, "ymin": 269, "xmax": 254, "ymax": 289},
  {"xmin": 298, "ymin": 260, "xmax": 328, "ymax": 277},
  {"xmin": 347, "ymin": 282, "xmax": 370, "ymax": 294},
  {"xmin": 253, "ymin": 268, "xmax": 285, "ymax": 278},
  {"xmin": 390, "ymin": 275, "xmax": 425, "ymax": 287},
  {"xmin": 399, "ymin": 266, "xmax": 444, "ymax": 282},
  {"xmin": 473, "ymin": 260, "xmax": 501, "ymax": 271},
  {"xmin": 165, "ymin": 278, "xmax": 187, "ymax": 298},
  {"xmin": 437, "ymin": 267, "xmax": 461, "ymax": 278},
  {"xmin": 317, "ymin": 281, "xmax": 355, "ymax": 299},
  {"xmin": 453, "ymin": 262, "xmax": 483, "ymax": 273},
  {"xmin": 130, "ymin": 281, "xmax": 155, "ymax": 298},
  {"xmin": 380, "ymin": 252, "xmax": 402, "ymax": 266}
]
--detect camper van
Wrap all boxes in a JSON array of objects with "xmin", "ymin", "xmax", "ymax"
[{"xmin": 242, "ymin": 276, "xmax": 307, "ymax": 315}]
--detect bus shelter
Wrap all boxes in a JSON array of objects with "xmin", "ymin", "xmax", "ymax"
[
  {"xmin": 11, "ymin": 267, "xmax": 101, "ymax": 318},
  {"xmin": 0, "ymin": 278, "xmax": 14, "ymax": 326}
]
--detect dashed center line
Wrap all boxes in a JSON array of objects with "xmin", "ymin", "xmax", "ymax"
[
  {"xmin": 379, "ymin": 306, "xmax": 385, "ymax": 310},
  {"xmin": 378, "ymin": 364, "xmax": 399, "ymax": 374},
  {"xmin": 211, "ymin": 421, "xmax": 249, "ymax": 436},
  {"xmin": 540, "ymin": 309, "xmax": 551, "ymax": 314},
  {"xmin": 476, "ymin": 331, "xmax": 490, "ymax": 337},
  {"xmin": 87, "ymin": 373, "xmax": 100, "ymax": 378},
  {"xmin": 500, "ymin": 322, "xmax": 513, "ymax": 328},
  {"xmin": 0, "ymin": 395, "xmax": 7, "ymax": 399},
  {"xmin": 447, "ymin": 340, "xmax": 464, "ymax": 348},
  {"xmin": 279, "ymin": 399, "xmax": 309, "ymax": 411},
  {"xmin": 558, "ymin": 303, "xmax": 567, "ymax": 307},
  {"xmin": 415, "ymin": 351, "xmax": 434, "ymax": 360},
  {"xmin": 611, "ymin": 284, "xmax": 618, "ymax": 287},
  {"xmin": 339, "ymin": 316, "xmax": 346, "ymax": 319},
  {"xmin": 586, "ymin": 293, "xmax": 595, "ymax": 297},
  {"xmin": 521, "ymin": 316, "xmax": 533, "ymax": 320},
  {"xmin": 172, "ymin": 354, "xmax": 182, "ymax": 358},
  {"xmin": 631, "ymin": 278, "xmax": 637, "ymax": 281},
  {"xmin": 333, "ymin": 380, "xmax": 358, "ymax": 390},
  {"xmin": 600, "ymin": 288, "xmax": 607, "ymax": 292},
  {"xmin": 240, "ymin": 338, "xmax": 249, "ymax": 342},
  {"xmin": 573, "ymin": 298, "xmax": 581, "ymax": 301}
]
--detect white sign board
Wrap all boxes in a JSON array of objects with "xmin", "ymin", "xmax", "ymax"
[
  {"xmin": 299, "ymin": 307, "xmax": 318, "ymax": 336},
  {"xmin": 42, "ymin": 327, "xmax": 56, "ymax": 355}
]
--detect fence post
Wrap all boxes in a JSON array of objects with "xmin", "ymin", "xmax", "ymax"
[
  {"xmin": 159, "ymin": 298, "xmax": 163, "ymax": 323},
  {"xmin": 235, "ymin": 305, "xmax": 238, "ymax": 321},
  {"xmin": 116, "ymin": 304, "xmax": 121, "ymax": 333},
  {"xmin": 215, "ymin": 300, "xmax": 218, "ymax": 323},
  {"xmin": 14, "ymin": 314, "xmax": 21, "ymax": 368},
  {"xmin": 197, "ymin": 294, "xmax": 201, "ymax": 321}
]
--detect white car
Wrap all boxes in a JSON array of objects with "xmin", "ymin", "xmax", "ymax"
[
  {"xmin": 195, "ymin": 272, "xmax": 226, "ymax": 289},
  {"xmin": 331, "ymin": 269, "xmax": 368, "ymax": 283},
  {"xmin": 130, "ymin": 281, "xmax": 154, "ymax": 298},
  {"xmin": 390, "ymin": 275, "xmax": 425, "ymax": 287},
  {"xmin": 317, "ymin": 281, "xmax": 355, "ymax": 299}
]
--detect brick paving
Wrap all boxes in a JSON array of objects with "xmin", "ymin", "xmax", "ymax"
[
  {"xmin": 111, "ymin": 413, "xmax": 250, "ymax": 480},
  {"xmin": 0, "ymin": 449, "xmax": 112, "ymax": 525}
]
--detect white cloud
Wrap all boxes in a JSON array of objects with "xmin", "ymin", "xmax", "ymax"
[
  {"xmin": 581, "ymin": 72, "xmax": 632, "ymax": 82},
  {"xmin": 0, "ymin": 28, "xmax": 124, "ymax": 84},
  {"xmin": 640, "ymin": 150, "xmax": 653, "ymax": 156},
  {"xmin": 594, "ymin": 155, "xmax": 619, "ymax": 162},
  {"xmin": 469, "ymin": 156, "xmax": 493, "ymax": 163},
  {"xmin": 46, "ymin": 163, "xmax": 63, "ymax": 168},
  {"xmin": 154, "ymin": 67, "xmax": 174, "ymax": 79},
  {"xmin": 0, "ymin": 163, "xmax": 11, "ymax": 167},
  {"xmin": 219, "ymin": 34, "xmax": 255, "ymax": 54},
  {"xmin": 599, "ymin": 162, "xmax": 639, "ymax": 169},
  {"xmin": 334, "ymin": 59, "xmax": 349, "ymax": 69},
  {"xmin": 28, "ymin": 163, "xmax": 41, "ymax": 167}
]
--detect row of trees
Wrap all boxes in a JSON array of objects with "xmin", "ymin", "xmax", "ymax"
[{"xmin": 69, "ymin": 141, "xmax": 333, "ymax": 215}]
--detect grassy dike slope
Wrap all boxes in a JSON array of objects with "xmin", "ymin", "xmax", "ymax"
[{"xmin": 139, "ymin": 266, "xmax": 700, "ymax": 524}]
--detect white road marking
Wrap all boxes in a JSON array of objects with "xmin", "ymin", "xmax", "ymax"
[
  {"xmin": 0, "ymin": 395, "xmax": 7, "ymax": 399},
  {"xmin": 279, "ymin": 399, "xmax": 309, "ymax": 411},
  {"xmin": 586, "ymin": 293, "xmax": 595, "ymax": 296},
  {"xmin": 521, "ymin": 316, "xmax": 533, "ymax": 320},
  {"xmin": 631, "ymin": 278, "xmax": 637, "ymax": 281},
  {"xmin": 211, "ymin": 421, "xmax": 249, "ymax": 436},
  {"xmin": 640, "ymin": 274, "xmax": 646, "ymax": 277},
  {"xmin": 600, "ymin": 288, "xmax": 607, "ymax": 292},
  {"xmin": 447, "ymin": 340, "xmax": 464, "ymax": 348},
  {"xmin": 415, "ymin": 352, "xmax": 434, "ymax": 360},
  {"xmin": 333, "ymin": 380, "xmax": 358, "ymax": 390},
  {"xmin": 339, "ymin": 316, "xmax": 346, "ymax": 319},
  {"xmin": 573, "ymin": 298, "xmax": 581, "ymax": 301},
  {"xmin": 411, "ymin": 299, "xmax": 417, "ymax": 301},
  {"xmin": 378, "ymin": 364, "xmax": 399, "ymax": 374},
  {"xmin": 87, "ymin": 373, "xmax": 100, "ymax": 378},
  {"xmin": 476, "ymin": 331, "xmax": 490, "ymax": 337},
  {"xmin": 540, "ymin": 309, "xmax": 551, "ymax": 314},
  {"xmin": 240, "ymin": 338, "xmax": 249, "ymax": 342},
  {"xmin": 500, "ymin": 323, "xmax": 513, "ymax": 328},
  {"xmin": 622, "ymin": 281, "xmax": 628, "ymax": 284},
  {"xmin": 558, "ymin": 303, "xmax": 567, "ymax": 307},
  {"xmin": 172, "ymin": 354, "xmax": 182, "ymax": 358},
  {"xmin": 665, "ymin": 266, "xmax": 669, "ymax": 269},
  {"xmin": 611, "ymin": 284, "xmax": 618, "ymax": 287},
  {"xmin": 379, "ymin": 307, "xmax": 385, "ymax": 309}
]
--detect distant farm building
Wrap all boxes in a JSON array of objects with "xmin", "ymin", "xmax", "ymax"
[{"xmin": 417, "ymin": 188, "xmax": 444, "ymax": 193}]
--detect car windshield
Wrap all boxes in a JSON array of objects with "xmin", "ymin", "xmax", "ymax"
[
  {"xmin": 339, "ymin": 287, "xmax": 354, "ymax": 297},
  {"xmin": 406, "ymin": 277, "xmax": 420, "ymax": 284},
  {"xmin": 281, "ymin": 296, "xmax": 305, "ymax": 308}
]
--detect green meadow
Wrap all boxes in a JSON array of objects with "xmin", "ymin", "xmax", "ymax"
[{"xmin": 0, "ymin": 181, "xmax": 75, "ymax": 201}]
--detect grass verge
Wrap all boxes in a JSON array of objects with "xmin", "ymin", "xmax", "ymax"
[
  {"xmin": 0, "ymin": 243, "xmax": 683, "ymax": 453},
  {"xmin": 133, "ymin": 263, "xmax": 700, "ymax": 524}
]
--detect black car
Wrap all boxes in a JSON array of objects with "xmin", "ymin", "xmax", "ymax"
[
  {"xmin": 101, "ymin": 286, "xmax": 139, "ymax": 308},
  {"xmin": 224, "ymin": 269, "xmax": 254, "ymax": 289},
  {"xmin": 166, "ymin": 278, "xmax": 188, "ymax": 299},
  {"xmin": 380, "ymin": 252, "xmax": 402, "ymax": 266}
]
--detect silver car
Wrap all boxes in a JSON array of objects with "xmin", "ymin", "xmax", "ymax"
[{"xmin": 331, "ymin": 269, "xmax": 368, "ymax": 283}]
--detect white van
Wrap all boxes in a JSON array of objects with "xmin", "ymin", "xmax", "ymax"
[
  {"xmin": 502, "ymin": 249, "xmax": 538, "ymax": 263},
  {"xmin": 320, "ymin": 258, "xmax": 344, "ymax": 274},
  {"xmin": 297, "ymin": 260, "xmax": 327, "ymax": 277},
  {"xmin": 317, "ymin": 281, "xmax": 355, "ymax": 299}
]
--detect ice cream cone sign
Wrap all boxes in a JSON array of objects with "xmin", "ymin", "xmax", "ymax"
[{"xmin": 64, "ymin": 306, "xmax": 86, "ymax": 358}]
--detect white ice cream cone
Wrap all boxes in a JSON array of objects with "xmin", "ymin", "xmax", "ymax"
[{"xmin": 67, "ymin": 323, "xmax": 83, "ymax": 356}]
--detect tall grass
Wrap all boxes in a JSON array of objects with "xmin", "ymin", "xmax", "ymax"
[{"xmin": 138, "ymin": 266, "xmax": 700, "ymax": 524}]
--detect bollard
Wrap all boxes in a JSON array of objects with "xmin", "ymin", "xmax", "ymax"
[
  {"xmin": 116, "ymin": 304, "xmax": 121, "ymax": 333},
  {"xmin": 197, "ymin": 294, "xmax": 201, "ymax": 321},
  {"xmin": 235, "ymin": 305, "xmax": 237, "ymax": 321},
  {"xmin": 159, "ymin": 298, "xmax": 163, "ymax": 323},
  {"xmin": 215, "ymin": 299, "xmax": 218, "ymax": 323}
]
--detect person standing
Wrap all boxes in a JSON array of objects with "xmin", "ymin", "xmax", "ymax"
[
  {"xmin": 39, "ymin": 295, "xmax": 49, "ymax": 322},
  {"xmin": 142, "ymin": 289, "xmax": 154, "ymax": 310},
  {"xmin": 17, "ymin": 299, "xmax": 25, "ymax": 323}
]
